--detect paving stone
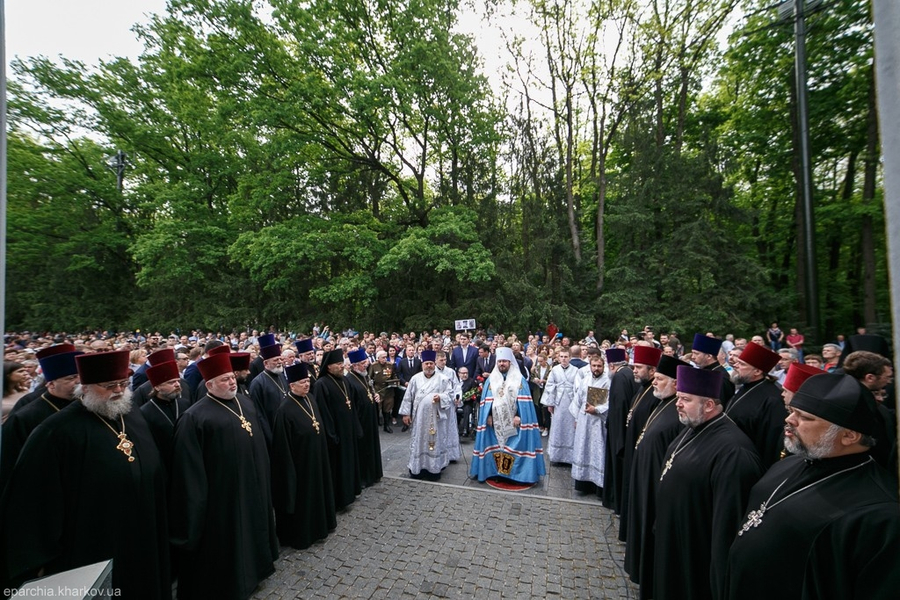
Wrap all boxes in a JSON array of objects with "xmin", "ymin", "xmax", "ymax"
[{"xmin": 251, "ymin": 428, "xmax": 639, "ymax": 600}]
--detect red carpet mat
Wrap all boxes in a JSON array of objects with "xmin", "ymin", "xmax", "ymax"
[{"xmin": 485, "ymin": 477, "xmax": 536, "ymax": 492}]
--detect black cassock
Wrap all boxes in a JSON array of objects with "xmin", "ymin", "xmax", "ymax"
[
  {"xmin": 133, "ymin": 377, "xmax": 192, "ymax": 408},
  {"xmin": 347, "ymin": 370, "xmax": 384, "ymax": 487},
  {"xmin": 169, "ymin": 393, "xmax": 278, "ymax": 600},
  {"xmin": 619, "ymin": 383, "xmax": 659, "ymax": 541},
  {"xmin": 314, "ymin": 374, "xmax": 363, "ymax": 510},
  {"xmin": 140, "ymin": 395, "xmax": 192, "ymax": 473},
  {"xmin": 704, "ymin": 362, "xmax": 735, "ymax": 404},
  {"xmin": 271, "ymin": 390, "xmax": 337, "ymax": 550},
  {"xmin": 724, "ymin": 378, "xmax": 785, "ymax": 469},
  {"xmin": 0, "ymin": 402, "xmax": 171, "ymax": 599},
  {"xmin": 249, "ymin": 370, "xmax": 290, "ymax": 449},
  {"xmin": 602, "ymin": 366, "xmax": 638, "ymax": 512},
  {"xmin": 0, "ymin": 393, "xmax": 74, "ymax": 493},
  {"xmin": 623, "ymin": 397, "xmax": 682, "ymax": 599},
  {"xmin": 653, "ymin": 413, "xmax": 762, "ymax": 600},
  {"xmin": 725, "ymin": 453, "xmax": 900, "ymax": 600}
]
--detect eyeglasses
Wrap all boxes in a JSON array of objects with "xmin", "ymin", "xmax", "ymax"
[{"xmin": 97, "ymin": 380, "xmax": 130, "ymax": 391}]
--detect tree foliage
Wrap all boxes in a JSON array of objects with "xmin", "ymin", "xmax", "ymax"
[{"xmin": 4, "ymin": 0, "xmax": 889, "ymax": 341}]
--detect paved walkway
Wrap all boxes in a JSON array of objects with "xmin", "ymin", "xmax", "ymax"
[{"xmin": 253, "ymin": 425, "xmax": 639, "ymax": 599}]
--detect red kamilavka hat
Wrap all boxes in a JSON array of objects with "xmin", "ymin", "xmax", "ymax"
[
  {"xmin": 76, "ymin": 350, "xmax": 131, "ymax": 385},
  {"xmin": 197, "ymin": 353, "xmax": 234, "ymax": 382},
  {"xmin": 633, "ymin": 345, "xmax": 663, "ymax": 367},
  {"xmin": 147, "ymin": 361, "xmax": 180, "ymax": 387},
  {"xmin": 783, "ymin": 362, "xmax": 822, "ymax": 393}
]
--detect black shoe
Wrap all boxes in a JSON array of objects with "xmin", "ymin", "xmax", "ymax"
[
  {"xmin": 401, "ymin": 424, "xmax": 409, "ymax": 432},
  {"xmin": 384, "ymin": 424, "xmax": 393, "ymax": 433}
]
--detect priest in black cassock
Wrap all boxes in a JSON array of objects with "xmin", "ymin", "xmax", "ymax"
[
  {"xmin": 725, "ymin": 373, "xmax": 900, "ymax": 600},
  {"xmin": 295, "ymin": 337, "xmax": 320, "ymax": 387},
  {"xmin": 4, "ymin": 343, "xmax": 76, "ymax": 418},
  {"xmin": 132, "ymin": 348, "xmax": 191, "ymax": 408},
  {"xmin": 231, "ymin": 351, "xmax": 253, "ymax": 397},
  {"xmin": 314, "ymin": 349, "xmax": 363, "ymax": 510},
  {"xmin": 169, "ymin": 352, "xmax": 278, "ymax": 600},
  {"xmin": 347, "ymin": 348, "xmax": 384, "ymax": 488},
  {"xmin": 247, "ymin": 333, "xmax": 278, "ymax": 386},
  {"xmin": 725, "ymin": 342, "xmax": 785, "ymax": 468},
  {"xmin": 618, "ymin": 344, "xmax": 662, "ymax": 542},
  {"xmin": 0, "ymin": 344, "xmax": 82, "ymax": 493},
  {"xmin": 140, "ymin": 359, "xmax": 191, "ymax": 473},
  {"xmin": 249, "ymin": 343, "xmax": 290, "ymax": 448},
  {"xmin": 271, "ymin": 362, "xmax": 337, "ymax": 550},
  {"xmin": 690, "ymin": 333, "xmax": 735, "ymax": 403},
  {"xmin": 623, "ymin": 354, "xmax": 687, "ymax": 599},
  {"xmin": 601, "ymin": 347, "xmax": 638, "ymax": 512},
  {"xmin": 653, "ymin": 366, "xmax": 762, "ymax": 600},
  {"xmin": 0, "ymin": 350, "xmax": 171, "ymax": 599}
]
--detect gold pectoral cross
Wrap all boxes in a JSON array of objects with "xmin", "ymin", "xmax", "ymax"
[
  {"xmin": 116, "ymin": 433, "xmax": 136, "ymax": 462},
  {"xmin": 239, "ymin": 416, "xmax": 253, "ymax": 436},
  {"xmin": 312, "ymin": 418, "xmax": 320, "ymax": 434},
  {"xmin": 659, "ymin": 455, "xmax": 674, "ymax": 481}
]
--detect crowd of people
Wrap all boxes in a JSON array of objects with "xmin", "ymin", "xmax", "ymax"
[{"xmin": 1, "ymin": 323, "xmax": 898, "ymax": 599}]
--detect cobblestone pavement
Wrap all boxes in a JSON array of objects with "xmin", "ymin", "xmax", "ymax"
[{"xmin": 253, "ymin": 425, "xmax": 639, "ymax": 599}]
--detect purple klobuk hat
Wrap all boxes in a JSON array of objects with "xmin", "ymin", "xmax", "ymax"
[
  {"xmin": 675, "ymin": 365, "xmax": 723, "ymax": 399},
  {"xmin": 258, "ymin": 333, "xmax": 277, "ymax": 347},
  {"xmin": 605, "ymin": 348, "xmax": 627, "ymax": 364},
  {"xmin": 39, "ymin": 351, "xmax": 84, "ymax": 382},
  {"xmin": 259, "ymin": 344, "xmax": 282, "ymax": 360},
  {"xmin": 347, "ymin": 348, "xmax": 369, "ymax": 364},
  {"xmin": 691, "ymin": 333, "xmax": 722, "ymax": 357},
  {"xmin": 295, "ymin": 338, "xmax": 315, "ymax": 354},
  {"xmin": 420, "ymin": 350, "xmax": 437, "ymax": 363}
]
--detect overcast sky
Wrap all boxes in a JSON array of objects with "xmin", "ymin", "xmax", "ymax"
[{"xmin": 5, "ymin": 0, "xmax": 169, "ymax": 67}]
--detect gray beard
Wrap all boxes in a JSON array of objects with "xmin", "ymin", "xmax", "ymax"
[
  {"xmin": 212, "ymin": 387, "xmax": 238, "ymax": 400},
  {"xmin": 784, "ymin": 423, "xmax": 842, "ymax": 459},
  {"xmin": 269, "ymin": 366, "xmax": 284, "ymax": 375},
  {"xmin": 157, "ymin": 389, "xmax": 180, "ymax": 402},
  {"xmin": 731, "ymin": 371, "xmax": 753, "ymax": 386},
  {"xmin": 82, "ymin": 387, "xmax": 134, "ymax": 420},
  {"xmin": 678, "ymin": 412, "xmax": 704, "ymax": 428}
]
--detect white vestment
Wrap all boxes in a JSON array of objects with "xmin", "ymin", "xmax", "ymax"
[
  {"xmin": 541, "ymin": 363, "xmax": 579, "ymax": 463},
  {"xmin": 436, "ymin": 366, "xmax": 462, "ymax": 461},
  {"xmin": 569, "ymin": 365, "xmax": 611, "ymax": 487},
  {"xmin": 399, "ymin": 371, "xmax": 453, "ymax": 475}
]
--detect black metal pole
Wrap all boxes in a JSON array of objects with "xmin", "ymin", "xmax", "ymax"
[
  {"xmin": 113, "ymin": 150, "xmax": 127, "ymax": 192},
  {"xmin": 795, "ymin": 0, "xmax": 819, "ymax": 343}
]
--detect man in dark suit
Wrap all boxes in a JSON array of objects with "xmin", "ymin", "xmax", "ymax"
[
  {"xmin": 449, "ymin": 333, "xmax": 478, "ymax": 376},
  {"xmin": 474, "ymin": 345, "xmax": 495, "ymax": 380},
  {"xmin": 396, "ymin": 344, "xmax": 422, "ymax": 431}
]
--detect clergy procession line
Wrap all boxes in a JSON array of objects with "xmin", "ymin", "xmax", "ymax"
[{"xmin": 1, "ymin": 326, "xmax": 899, "ymax": 599}]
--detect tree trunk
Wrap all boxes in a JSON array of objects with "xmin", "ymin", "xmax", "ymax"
[{"xmin": 861, "ymin": 69, "xmax": 879, "ymax": 326}]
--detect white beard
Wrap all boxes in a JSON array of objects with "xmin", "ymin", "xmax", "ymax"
[{"xmin": 82, "ymin": 387, "xmax": 134, "ymax": 420}]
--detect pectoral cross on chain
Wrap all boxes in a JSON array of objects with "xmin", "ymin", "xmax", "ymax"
[
  {"xmin": 117, "ymin": 433, "xmax": 136, "ymax": 462},
  {"xmin": 239, "ymin": 416, "xmax": 253, "ymax": 436},
  {"xmin": 659, "ymin": 455, "xmax": 674, "ymax": 481},
  {"xmin": 737, "ymin": 504, "xmax": 767, "ymax": 536}
]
